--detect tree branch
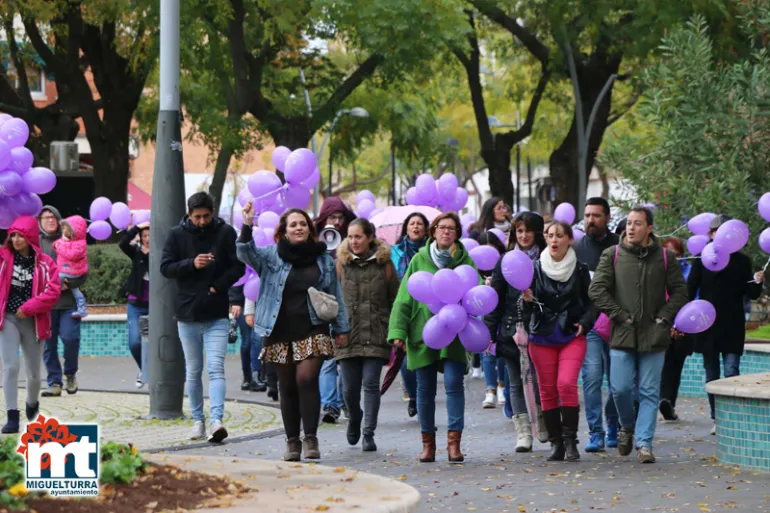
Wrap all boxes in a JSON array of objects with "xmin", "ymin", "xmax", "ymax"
[
  {"xmin": 21, "ymin": 18, "xmax": 60, "ymax": 72},
  {"xmin": 468, "ymin": 0, "xmax": 549, "ymax": 63},
  {"xmin": 331, "ymin": 159, "xmax": 391, "ymax": 196},
  {"xmin": 607, "ymin": 90, "xmax": 640, "ymax": 126},
  {"xmin": 455, "ymin": 13, "xmax": 494, "ymax": 153},
  {"xmin": 0, "ymin": 102, "xmax": 31, "ymax": 117}
]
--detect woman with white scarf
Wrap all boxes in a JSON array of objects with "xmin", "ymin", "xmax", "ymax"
[{"xmin": 522, "ymin": 221, "xmax": 594, "ymax": 462}]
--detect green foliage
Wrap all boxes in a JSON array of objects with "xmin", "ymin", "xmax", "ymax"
[
  {"xmin": 81, "ymin": 244, "xmax": 132, "ymax": 305},
  {"xmin": 600, "ymin": 9, "xmax": 770, "ymax": 267},
  {"xmin": 0, "ymin": 436, "xmax": 26, "ymax": 510},
  {"xmin": 747, "ymin": 324, "xmax": 770, "ymax": 340},
  {"xmin": 100, "ymin": 442, "xmax": 146, "ymax": 485}
]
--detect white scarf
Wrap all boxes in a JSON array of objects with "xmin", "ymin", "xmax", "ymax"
[{"xmin": 540, "ymin": 246, "xmax": 577, "ymax": 283}]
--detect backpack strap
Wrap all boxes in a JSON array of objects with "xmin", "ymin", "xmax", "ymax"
[
  {"xmin": 336, "ymin": 260, "xmax": 342, "ymax": 279},
  {"xmin": 613, "ymin": 244, "xmax": 619, "ymax": 266}
]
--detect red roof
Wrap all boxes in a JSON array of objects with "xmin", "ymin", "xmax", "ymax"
[{"xmin": 128, "ymin": 182, "xmax": 152, "ymax": 210}]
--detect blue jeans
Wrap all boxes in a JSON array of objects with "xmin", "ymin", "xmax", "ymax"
[
  {"xmin": 127, "ymin": 303, "xmax": 149, "ymax": 373},
  {"xmin": 250, "ymin": 331, "xmax": 263, "ymax": 374},
  {"xmin": 610, "ymin": 349, "xmax": 666, "ymax": 449},
  {"xmin": 415, "ymin": 359, "xmax": 465, "ymax": 433},
  {"xmin": 320, "ymin": 359, "xmax": 344, "ymax": 411},
  {"xmin": 177, "ymin": 319, "xmax": 229, "ymax": 422},
  {"xmin": 235, "ymin": 314, "xmax": 261, "ymax": 377},
  {"xmin": 43, "ymin": 310, "xmax": 81, "ymax": 386},
  {"xmin": 482, "ymin": 353, "xmax": 508, "ymax": 390},
  {"xmin": 401, "ymin": 355, "xmax": 417, "ymax": 399},
  {"xmin": 581, "ymin": 330, "xmax": 618, "ymax": 437},
  {"xmin": 59, "ymin": 273, "xmax": 85, "ymax": 304},
  {"xmin": 704, "ymin": 352, "xmax": 741, "ymax": 420}
]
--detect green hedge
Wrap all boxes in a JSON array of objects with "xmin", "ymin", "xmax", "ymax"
[{"xmin": 81, "ymin": 244, "xmax": 132, "ymax": 304}]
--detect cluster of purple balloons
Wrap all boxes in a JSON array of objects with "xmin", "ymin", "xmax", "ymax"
[
  {"xmin": 355, "ymin": 190, "xmax": 384, "ymax": 220},
  {"xmin": 686, "ymin": 212, "xmax": 750, "ymax": 271},
  {"xmin": 757, "ymin": 193, "xmax": 770, "ymax": 255},
  {"xmin": 405, "ymin": 173, "xmax": 469, "ymax": 212},
  {"xmin": 0, "ymin": 115, "xmax": 57, "ymax": 229},
  {"xmin": 407, "ymin": 266, "xmax": 498, "ymax": 353}
]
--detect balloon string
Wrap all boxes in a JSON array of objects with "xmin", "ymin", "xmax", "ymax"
[
  {"xmin": 250, "ymin": 184, "xmax": 289, "ymax": 202},
  {"xmin": 660, "ymin": 224, "xmax": 687, "ymax": 238}
]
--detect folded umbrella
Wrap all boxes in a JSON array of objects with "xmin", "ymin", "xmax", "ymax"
[{"xmin": 380, "ymin": 347, "xmax": 406, "ymax": 396}]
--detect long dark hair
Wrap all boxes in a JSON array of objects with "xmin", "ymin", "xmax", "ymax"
[
  {"xmin": 477, "ymin": 231, "xmax": 506, "ymax": 255},
  {"xmin": 397, "ymin": 212, "xmax": 429, "ymax": 244},
  {"xmin": 510, "ymin": 212, "xmax": 546, "ymax": 252},
  {"xmin": 471, "ymin": 196, "xmax": 505, "ymax": 234}
]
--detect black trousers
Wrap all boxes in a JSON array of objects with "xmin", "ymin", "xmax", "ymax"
[{"xmin": 659, "ymin": 342, "xmax": 690, "ymax": 407}]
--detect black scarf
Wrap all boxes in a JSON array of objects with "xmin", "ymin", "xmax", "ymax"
[{"xmin": 278, "ymin": 239, "xmax": 327, "ymax": 267}]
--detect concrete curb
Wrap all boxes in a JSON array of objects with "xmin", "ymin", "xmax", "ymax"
[{"xmin": 146, "ymin": 454, "xmax": 421, "ymax": 513}]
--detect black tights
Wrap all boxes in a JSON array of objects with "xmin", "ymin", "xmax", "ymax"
[{"xmin": 274, "ymin": 357, "xmax": 324, "ymax": 439}]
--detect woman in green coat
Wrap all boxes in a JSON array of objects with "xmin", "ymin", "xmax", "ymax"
[{"xmin": 389, "ymin": 212, "xmax": 480, "ymax": 464}]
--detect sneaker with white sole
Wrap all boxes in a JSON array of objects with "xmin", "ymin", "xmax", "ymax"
[
  {"xmin": 208, "ymin": 420, "xmax": 228, "ymax": 443},
  {"xmin": 471, "ymin": 368, "xmax": 483, "ymax": 380},
  {"xmin": 190, "ymin": 420, "xmax": 206, "ymax": 440},
  {"xmin": 135, "ymin": 371, "xmax": 145, "ymax": 389},
  {"xmin": 482, "ymin": 392, "xmax": 496, "ymax": 409},
  {"xmin": 711, "ymin": 423, "xmax": 716, "ymax": 435},
  {"xmin": 497, "ymin": 386, "xmax": 505, "ymax": 405}
]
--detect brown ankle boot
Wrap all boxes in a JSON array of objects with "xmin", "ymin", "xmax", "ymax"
[
  {"xmin": 447, "ymin": 430, "xmax": 464, "ymax": 462},
  {"xmin": 419, "ymin": 432, "xmax": 436, "ymax": 462},
  {"xmin": 284, "ymin": 437, "xmax": 301, "ymax": 462},
  {"xmin": 303, "ymin": 434, "xmax": 320, "ymax": 460}
]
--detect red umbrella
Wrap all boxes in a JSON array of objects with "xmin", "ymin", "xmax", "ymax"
[{"xmin": 380, "ymin": 348, "xmax": 406, "ymax": 396}]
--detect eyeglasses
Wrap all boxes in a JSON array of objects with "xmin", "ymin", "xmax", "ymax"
[
  {"xmin": 328, "ymin": 214, "xmax": 346, "ymax": 222},
  {"xmin": 40, "ymin": 215, "xmax": 57, "ymax": 221},
  {"xmin": 495, "ymin": 205, "xmax": 510, "ymax": 212},
  {"xmin": 435, "ymin": 225, "xmax": 456, "ymax": 232}
]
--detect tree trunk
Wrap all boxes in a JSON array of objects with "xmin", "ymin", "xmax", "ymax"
[
  {"xmin": 88, "ymin": 116, "xmax": 132, "ymax": 204},
  {"xmin": 483, "ymin": 137, "xmax": 515, "ymax": 205},
  {"xmin": 209, "ymin": 144, "xmax": 236, "ymax": 213},
  {"xmin": 549, "ymin": 52, "xmax": 621, "ymax": 207}
]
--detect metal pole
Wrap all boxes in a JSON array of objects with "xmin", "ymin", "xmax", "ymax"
[
  {"xmin": 391, "ymin": 141, "xmax": 396, "ymax": 205},
  {"xmin": 300, "ymin": 69, "xmax": 319, "ymax": 217},
  {"xmin": 563, "ymin": 28, "xmax": 586, "ymax": 219},
  {"xmin": 328, "ymin": 143, "xmax": 333, "ymax": 198},
  {"xmin": 527, "ymin": 156, "xmax": 533, "ymax": 211},
  {"xmin": 148, "ymin": 0, "xmax": 186, "ymax": 419},
  {"xmin": 516, "ymin": 145, "xmax": 521, "ymax": 211}
]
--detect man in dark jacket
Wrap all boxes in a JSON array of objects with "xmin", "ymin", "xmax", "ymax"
[
  {"xmin": 160, "ymin": 192, "xmax": 244, "ymax": 443},
  {"xmin": 38, "ymin": 205, "xmax": 88, "ymax": 398},
  {"xmin": 687, "ymin": 214, "xmax": 765, "ymax": 435},
  {"xmin": 574, "ymin": 197, "xmax": 620, "ymax": 453},
  {"xmin": 229, "ymin": 284, "xmax": 266, "ymax": 392},
  {"xmin": 314, "ymin": 196, "xmax": 356, "ymax": 423},
  {"xmin": 589, "ymin": 206, "xmax": 688, "ymax": 464}
]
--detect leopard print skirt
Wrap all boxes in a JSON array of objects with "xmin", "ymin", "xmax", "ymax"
[{"xmin": 260, "ymin": 333, "xmax": 335, "ymax": 364}]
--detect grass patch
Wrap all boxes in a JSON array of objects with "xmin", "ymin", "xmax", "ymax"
[{"xmin": 747, "ymin": 324, "xmax": 770, "ymax": 340}]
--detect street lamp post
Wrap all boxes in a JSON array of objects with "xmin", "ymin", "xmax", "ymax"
[
  {"xmin": 318, "ymin": 107, "xmax": 368, "ymax": 200},
  {"xmin": 488, "ymin": 115, "xmax": 524, "ymax": 211}
]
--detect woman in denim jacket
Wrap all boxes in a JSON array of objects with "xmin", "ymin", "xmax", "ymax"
[{"xmin": 237, "ymin": 203, "xmax": 350, "ymax": 462}]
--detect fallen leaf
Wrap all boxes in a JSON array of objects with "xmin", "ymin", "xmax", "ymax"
[
  {"xmin": 333, "ymin": 466, "xmax": 346, "ymax": 473},
  {"xmin": 398, "ymin": 475, "xmax": 407, "ymax": 481}
]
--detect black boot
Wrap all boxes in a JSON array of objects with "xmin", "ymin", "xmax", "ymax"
[
  {"xmin": 561, "ymin": 406, "xmax": 580, "ymax": 462},
  {"xmin": 543, "ymin": 408, "xmax": 565, "ymax": 461},
  {"xmin": 26, "ymin": 402, "xmax": 40, "ymax": 422},
  {"xmin": 407, "ymin": 398, "xmax": 417, "ymax": 418},
  {"xmin": 241, "ymin": 372, "xmax": 252, "ymax": 391},
  {"xmin": 2, "ymin": 410, "xmax": 20, "ymax": 434}
]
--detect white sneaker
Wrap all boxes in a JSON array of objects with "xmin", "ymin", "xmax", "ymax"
[
  {"xmin": 497, "ymin": 386, "xmax": 505, "ymax": 405},
  {"xmin": 208, "ymin": 420, "xmax": 229, "ymax": 443},
  {"xmin": 482, "ymin": 392, "xmax": 496, "ymax": 409},
  {"xmin": 135, "ymin": 371, "xmax": 145, "ymax": 389},
  {"xmin": 711, "ymin": 423, "xmax": 716, "ymax": 436},
  {"xmin": 472, "ymin": 368, "xmax": 483, "ymax": 380},
  {"xmin": 190, "ymin": 420, "xmax": 206, "ymax": 440}
]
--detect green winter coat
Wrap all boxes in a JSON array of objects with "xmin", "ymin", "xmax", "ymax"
[
  {"xmin": 387, "ymin": 240, "xmax": 481, "ymax": 372},
  {"xmin": 336, "ymin": 238, "xmax": 400, "ymax": 361},
  {"xmin": 588, "ymin": 235, "xmax": 688, "ymax": 353}
]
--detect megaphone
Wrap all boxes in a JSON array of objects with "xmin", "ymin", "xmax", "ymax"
[{"xmin": 320, "ymin": 225, "xmax": 342, "ymax": 252}]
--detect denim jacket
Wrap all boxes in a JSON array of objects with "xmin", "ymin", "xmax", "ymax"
[{"xmin": 236, "ymin": 242, "xmax": 350, "ymax": 338}]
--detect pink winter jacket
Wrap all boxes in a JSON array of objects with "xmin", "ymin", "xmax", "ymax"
[
  {"xmin": 0, "ymin": 216, "xmax": 61, "ymax": 340},
  {"xmin": 52, "ymin": 215, "xmax": 89, "ymax": 276}
]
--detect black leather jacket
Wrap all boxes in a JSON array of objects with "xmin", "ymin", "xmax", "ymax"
[
  {"xmin": 484, "ymin": 258, "xmax": 523, "ymax": 344},
  {"xmin": 527, "ymin": 260, "xmax": 595, "ymax": 337}
]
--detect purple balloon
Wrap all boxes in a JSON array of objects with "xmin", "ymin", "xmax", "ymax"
[
  {"xmin": 0, "ymin": 114, "xmax": 11, "ymax": 125},
  {"xmin": 133, "ymin": 210, "xmax": 151, "ymax": 225},
  {"xmin": 9, "ymin": 146, "xmax": 33, "ymax": 175},
  {"xmin": 357, "ymin": 199, "xmax": 376, "ymax": 219},
  {"xmin": 455, "ymin": 264, "xmax": 480, "ymax": 295},
  {"xmin": 237, "ymin": 188, "xmax": 253, "ymax": 207},
  {"xmin": 713, "ymin": 219, "xmax": 749, "ymax": 254},
  {"xmin": 357, "ymin": 190, "xmax": 376, "ymax": 204},
  {"xmin": 674, "ymin": 299, "xmax": 716, "ymax": 334},
  {"xmin": 461, "ymin": 238, "xmax": 479, "ymax": 252},
  {"xmin": 759, "ymin": 228, "xmax": 770, "ymax": 254},
  {"xmin": 415, "ymin": 174, "xmax": 436, "ymax": 204},
  {"xmin": 244, "ymin": 275, "xmax": 261, "ymax": 301},
  {"xmin": 573, "ymin": 229, "xmax": 585, "ymax": 241},
  {"xmin": 258, "ymin": 211, "xmax": 280, "ymax": 230},
  {"xmin": 437, "ymin": 173, "xmax": 458, "ymax": 203},
  {"xmin": 452, "ymin": 188, "xmax": 469, "ymax": 211},
  {"xmin": 405, "ymin": 187, "xmax": 419, "ymax": 206},
  {"xmin": 422, "ymin": 315, "xmax": 455, "ymax": 350},
  {"xmin": 248, "ymin": 171, "xmax": 282, "ymax": 200},
  {"xmin": 232, "ymin": 208, "xmax": 244, "ymax": 227},
  {"xmin": 90, "ymin": 197, "xmax": 112, "ymax": 221},
  {"xmin": 22, "ymin": 167, "xmax": 56, "ymax": 194},
  {"xmin": 553, "ymin": 203, "xmax": 576, "ymax": 224},
  {"xmin": 109, "ymin": 202, "xmax": 131, "ymax": 230},
  {"xmin": 488, "ymin": 228, "xmax": 506, "ymax": 244},
  {"xmin": 284, "ymin": 148, "xmax": 316, "ymax": 184},
  {"xmin": 0, "ymin": 200, "xmax": 14, "ymax": 229},
  {"xmin": 370, "ymin": 208, "xmax": 384, "ymax": 219},
  {"xmin": 283, "ymin": 184, "xmax": 311, "ymax": 209},
  {"xmin": 687, "ymin": 213, "xmax": 716, "ymax": 236},
  {"xmin": 462, "ymin": 285, "xmax": 499, "ymax": 317},
  {"xmin": 263, "ymin": 227, "xmax": 275, "ymax": 242},
  {"xmin": 438, "ymin": 304, "xmax": 469, "ymax": 335},
  {"xmin": 272, "ymin": 146, "xmax": 292, "ymax": 172},
  {"xmin": 490, "ymin": 342, "xmax": 496, "ymax": 356},
  {"xmin": 701, "ymin": 242, "xmax": 729, "ymax": 272},
  {"xmin": 426, "ymin": 302, "xmax": 443, "ymax": 314},
  {"xmin": 501, "ymin": 249, "xmax": 534, "ymax": 290},
  {"xmin": 233, "ymin": 270, "xmax": 250, "ymax": 287},
  {"xmin": 89, "ymin": 220, "xmax": 112, "ymax": 241},
  {"xmin": 408, "ymin": 271, "xmax": 437, "ymax": 303},
  {"xmin": 687, "ymin": 235, "xmax": 710, "ymax": 256},
  {"xmin": 0, "ymin": 172, "xmax": 22, "ymax": 197},
  {"xmin": 469, "ymin": 245, "xmax": 500, "ymax": 271},
  {"xmin": 459, "ymin": 317, "xmax": 491, "ymax": 353},
  {"xmin": 300, "ymin": 168, "xmax": 321, "ymax": 190},
  {"xmin": 431, "ymin": 269, "xmax": 464, "ymax": 304},
  {"xmin": 0, "ymin": 118, "xmax": 29, "ymax": 148},
  {"xmin": 0, "ymin": 140, "xmax": 10, "ymax": 170},
  {"xmin": 252, "ymin": 227, "xmax": 270, "ymax": 247},
  {"xmin": 759, "ymin": 193, "xmax": 770, "ymax": 223}
]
